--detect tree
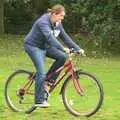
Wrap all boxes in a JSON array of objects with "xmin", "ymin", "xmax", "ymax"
[
  {"xmin": 0, "ymin": 0, "xmax": 4, "ymax": 34},
  {"xmin": 31, "ymin": 0, "xmax": 49, "ymax": 16}
]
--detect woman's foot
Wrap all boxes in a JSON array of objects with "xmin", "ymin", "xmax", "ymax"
[
  {"xmin": 45, "ymin": 79, "xmax": 55, "ymax": 86},
  {"xmin": 35, "ymin": 100, "xmax": 50, "ymax": 108}
]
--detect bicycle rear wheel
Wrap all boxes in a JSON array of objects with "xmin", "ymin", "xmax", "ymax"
[
  {"xmin": 62, "ymin": 70, "xmax": 104, "ymax": 117},
  {"xmin": 5, "ymin": 70, "xmax": 36, "ymax": 113}
]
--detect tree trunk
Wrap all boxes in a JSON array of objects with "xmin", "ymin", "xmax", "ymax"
[{"xmin": 0, "ymin": 0, "xmax": 4, "ymax": 34}]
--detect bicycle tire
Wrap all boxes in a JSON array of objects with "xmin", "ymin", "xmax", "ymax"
[
  {"xmin": 61, "ymin": 70, "xmax": 104, "ymax": 117},
  {"xmin": 4, "ymin": 69, "xmax": 36, "ymax": 113}
]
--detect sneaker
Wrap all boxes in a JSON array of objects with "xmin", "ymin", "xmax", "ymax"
[{"xmin": 35, "ymin": 101, "xmax": 50, "ymax": 108}]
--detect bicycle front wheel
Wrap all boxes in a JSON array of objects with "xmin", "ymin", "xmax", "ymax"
[
  {"xmin": 62, "ymin": 70, "xmax": 104, "ymax": 117},
  {"xmin": 5, "ymin": 70, "xmax": 36, "ymax": 113}
]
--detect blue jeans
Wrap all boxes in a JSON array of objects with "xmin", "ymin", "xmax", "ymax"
[
  {"xmin": 24, "ymin": 44, "xmax": 67, "ymax": 103},
  {"xmin": 46, "ymin": 47, "xmax": 67, "ymax": 80}
]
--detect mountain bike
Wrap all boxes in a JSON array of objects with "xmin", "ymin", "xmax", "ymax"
[{"xmin": 5, "ymin": 49, "xmax": 104, "ymax": 117}]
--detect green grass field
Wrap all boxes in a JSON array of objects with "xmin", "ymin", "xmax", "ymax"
[{"xmin": 0, "ymin": 35, "xmax": 120, "ymax": 120}]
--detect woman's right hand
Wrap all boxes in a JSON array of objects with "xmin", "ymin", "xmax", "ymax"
[{"xmin": 64, "ymin": 47, "xmax": 70, "ymax": 53}]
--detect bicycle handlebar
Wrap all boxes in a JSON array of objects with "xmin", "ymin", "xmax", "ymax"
[{"xmin": 69, "ymin": 48, "xmax": 86, "ymax": 56}]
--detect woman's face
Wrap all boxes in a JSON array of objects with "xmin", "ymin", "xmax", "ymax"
[{"xmin": 51, "ymin": 11, "xmax": 65, "ymax": 23}]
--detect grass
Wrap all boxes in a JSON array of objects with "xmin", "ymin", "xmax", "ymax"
[{"xmin": 0, "ymin": 35, "xmax": 120, "ymax": 120}]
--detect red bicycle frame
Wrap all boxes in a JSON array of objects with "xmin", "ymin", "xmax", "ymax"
[
  {"xmin": 19, "ymin": 53, "xmax": 84, "ymax": 95},
  {"xmin": 47, "ymin": 57, "xmax": 84, "ymax": 94}
]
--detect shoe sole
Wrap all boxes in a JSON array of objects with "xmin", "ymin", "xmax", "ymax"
[{"xmin": 34, "ymin": 104, "xmax": 50, "ymax": 108}]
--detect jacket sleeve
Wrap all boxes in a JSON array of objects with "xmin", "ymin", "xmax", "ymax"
[
  {"xmin": 38, "ymin": 20, "xmax": 65, "ymax": 51},
  {"xmin": 59, "ymin": 24, "xmax": 80, "ymax": 50}
]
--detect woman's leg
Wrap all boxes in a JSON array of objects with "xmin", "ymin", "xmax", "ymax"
[
  {"xmin": 24, "ymin": 44, "xmax": 46, "ymax": 104},
  {"xmin": 46, "ymin": 47, "xmax": 67, "ymax": 81}
]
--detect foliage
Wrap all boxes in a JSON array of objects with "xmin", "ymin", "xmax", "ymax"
[
  {"xmin": 4, "ymin": 0, "xmax": 34, "ymax": 34},
  {"xmin": 3, "ymin": 0, "xmax": 120, "ymax": 53},
  {"xmin": 49, "ymin": 0, "xmax": 120, "ymax": 53},
  {"xmin": 4, "ymin": 0, "xmax": 49, "ymax": 34}
]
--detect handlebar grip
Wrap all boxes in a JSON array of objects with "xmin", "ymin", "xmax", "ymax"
[{"xmin": 69, "ymin": 48, "xmax": 86, "ymax": 56}]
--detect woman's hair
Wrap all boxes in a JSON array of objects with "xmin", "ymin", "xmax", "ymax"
[{"xmin": 47, "ymin": 4, "xmax": 65, "ymax": 14}]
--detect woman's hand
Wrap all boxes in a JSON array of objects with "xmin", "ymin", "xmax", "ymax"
[
  {"xmin": 78, "ymin": 49, "xmax": 86, "ymax": 56},
  {"xmin": 64, "ymin": 47, "xmax": 70, "ymax": 53}
]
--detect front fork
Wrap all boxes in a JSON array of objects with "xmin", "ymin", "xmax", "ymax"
[{"xmin": 71, "ymin": 70, "xmax": 84, "ymax": 96}]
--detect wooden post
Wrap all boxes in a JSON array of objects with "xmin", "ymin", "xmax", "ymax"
[{"xmin": 0, "ymin": 0, "xmax": 4, "ymax": 34}]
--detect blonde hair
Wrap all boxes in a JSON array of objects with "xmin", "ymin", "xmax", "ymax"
[{"xmin": 48, "ymin": 4, "xmax": 65, "ymax": 14}]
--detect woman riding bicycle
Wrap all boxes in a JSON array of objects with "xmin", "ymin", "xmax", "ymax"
[{"xmin": 24, "ymin": 4, "xmax": 84, "ymax": 107}]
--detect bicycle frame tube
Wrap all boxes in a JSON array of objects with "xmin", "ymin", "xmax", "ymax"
[
  {"xmin": 49, "ymin": 59, "xmax": 75, "ymax": 93},
  {"xmin": 19, "ymin": 73, "xmax": 35, "ymax": 95},
  {"xmin": 49, "ymin": 58, "xmax": 84, "ymax": 95},
  {"xmin": 19, "ymin": 54, "xmax": 84, "ymax": 96}
]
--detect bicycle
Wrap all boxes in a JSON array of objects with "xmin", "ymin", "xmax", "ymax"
[{"xmin": 5, "ymin": 49, "xmax": 104, "ymax": 117}]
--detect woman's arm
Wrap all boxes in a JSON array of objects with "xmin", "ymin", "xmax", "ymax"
[
  {"xmin": 38, "ymin": 20, "xmax": 65, "ymax": 51},
  {"xmin": 59, "ymin": 24, "xmax": 80, "ymax": 50}
]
